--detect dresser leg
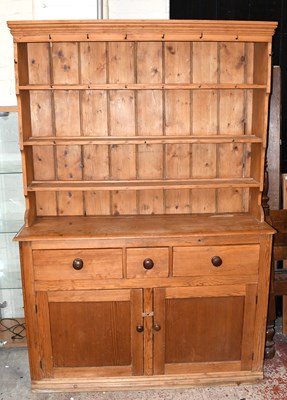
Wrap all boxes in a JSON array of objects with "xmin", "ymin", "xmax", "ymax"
[{"xmin": 265, "ymin": 322, "xmax": 276, "ymax": 359}]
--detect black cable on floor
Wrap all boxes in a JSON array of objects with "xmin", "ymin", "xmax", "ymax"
[{"xmin": 0, "ymin": 318, "xmax": 26, "ymax": 340}]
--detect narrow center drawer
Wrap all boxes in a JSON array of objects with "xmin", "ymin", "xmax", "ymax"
[
  {"xmin": 126, "ymin": 247, "xmax": 169, "ymax": 278},
  {"xmin": 173, "ymin": 245, "xmax": 259, "ymax": 277},
  {"xmin": 33, "ymin": 249, "xmax": 122, "ymax": 280}
]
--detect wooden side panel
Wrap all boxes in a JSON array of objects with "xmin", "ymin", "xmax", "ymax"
[
  {"xmin": 36, "ymin": 291, "xmax": 53, "ymax": 377},
  {"xmin": 219, "ymin": 42, "xmax": 245, "ymax": 84},
  {"xmin": 19, "ymin": 243, "xmax": 43, "ymax": 380},
  {"xmin": 192, "ymin": 42, "xmax": 218, "ymax": 213},
  {"xmin": 253, "ymin": 235, "xmax": 273, "ymax": 371},
  {"xmin": 241, "ymin": 284, "xmax": 257, "ymax": 370},
  {"xmin": 253, "ymin": 43, "xmax": 269, "ymax": 85},
  {"xmin": 27, "ymin": 43, "xmax": 50, "ymax": 84}
]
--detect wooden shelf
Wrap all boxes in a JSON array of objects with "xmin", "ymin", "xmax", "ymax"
[
  {"xmin": 14, "ymin": 213, "xmax": 274, "ymax": 242},
  {"xmin": 27, "ymin": 178, "xmax": 260, "ymax": 191},
  {"xmin": 18, "ymin": 83, "xmax": 267, "ymax": 90},
  {"xmin": 24, "ymin": 135, "xmax": 263, "ymax": 146}
]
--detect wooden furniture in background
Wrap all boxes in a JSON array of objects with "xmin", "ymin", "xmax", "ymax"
[{"xmin": 8, "ymin": 20, "xmax": 276, "ymax": 392}]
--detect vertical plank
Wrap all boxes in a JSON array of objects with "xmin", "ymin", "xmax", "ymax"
[
  {"xmin": 56, "ymin": 145, "xmax": 82, "ymax": 180},
  {"xmin": 218, "ymin": 42, "xmax": 246, "ymax": 213},
  {"xmin": 164, "ymin": 92, "xmax": 191, "ymax": 214},
  {"xmin": 19, "ymin": 242, "xmax": 43, "ymax": 380},
  {"xmin": 54, "ymin": 91, "xmax": 80, "ymax": 136},
  {"xmin": 33, "ymin": 145, "xmax": 57, "ymax": 215},
  {"xmin": 56, "ymin": 145, "xmax": 84, "ymax": 215},
  {"xmin": 131, "ymin": 289, "xmax": 144, "ymax": 375},
  {"xmin": 108, "ymin": 42, "xmax": 135, "ymax": 83},
  {"xmin": 253, "ymin": 235, "xmax": 273, "ymax": 371},
  {"xmin": 54, "ymin": 90, "xmax": 84, "ymax": 214},
  {"xmin": 164, "ymin": 43, "xmax": 191, "ymax": 213},
  {"xmin": 30, "ymin": 91, "xmax": 53, "ymax": 136},
  {"xmin": 137, "ymin": 90, "xmax": 164, "ymax": 214},
  {"xmin": 137, "ymin": 42, "xmax": 163, "ymax": 214},
  {"xmin": 192, "ymin": 42, "xmax": 218, "ymax": 213},
  {"xmin": 137, "ymin": 42, "xmax": 162, "ymax": 84},
  {"xmin": 241, "ymin": 284, "xmax": 257, "ymax": 371},
  {"xmin": 36, "ymin": 291, "xmax": 53, "ymax": 377},
  {"xmin": 164, "ymin": 42, "xmax": 190, "ymax": 84},
  {"xmin": 245, "ymin": 43, "xmax": 254, "ymax": 135},
  {"xmin": 153, "ymin": 288, "xmax": 165, "ymax": 375},
  {"xmin": 109, "ymin": 89, "xmax": 136, "ymax": 214},
  {"xmin": 81, "ymin": 90, "xmax": 108, "ymax": 135},
  {"xmin": 27, "ymin": 43, "xmax": 50, "ymax": 84},
  {"xmin": 36, "ymin": 193, "xmax": 57, "ymax": 216},
  {"xmin": 143, "ymin": 288, "xmax": 153, "ymax": 376},
  {"xmin": 56, "ymin": 146, "xmax": 84, "ymax": 215},
  {"xmin": 80, "ymin": 42, "xmax": 107, "ymax": 84},
  {"xmin": 82, "ymin": 90, "xmax": 109, "ymax": 215},
  {"xmin": 219, "ymin": 90, "xmax": 245, "ymax": 134},
  {"xmin": 52, "ymin": 42, "xmax": 79, "ymax": 84},
  {"xmin": 57, "ymin": 191, "xmax": 84, "ymax": 216},
  {"xmin": 219, "ymin": 42, "xmax": 245, "ymax": 84},
  {"xmin": 108, "ymin": 41, "xmax": 136, "ymax": 215},
  {"xmin": 33, "ymin": 146, "xmax": 55, "ymax": 180}
]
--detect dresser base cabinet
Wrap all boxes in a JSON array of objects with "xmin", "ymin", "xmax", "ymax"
[{"xmin": 17, "ymin": 215, "xmax": 273, "ymax": 392}]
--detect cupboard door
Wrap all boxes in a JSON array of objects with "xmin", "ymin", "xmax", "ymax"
[
  {"xmin": 36, "ymin": 289, "xmax": 143, "ymax": 378},
  {"xmin": 153, "ymin": 285, "xmax": 257, "ymax": 375}
]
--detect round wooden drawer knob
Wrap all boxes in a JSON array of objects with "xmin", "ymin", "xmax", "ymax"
[
  {"xmin": 143, "ymin": 258, "xmax": 154, "ymax": 270},
  {"xmin": 72, "ymin": 258, "xmax": 84, "ymax": 270},
  {"xmin": 136, "ymin": 325, "xmax": 144, "ymax": 333},
  {"xmin": 211, "ymin": 256, "xmax": 223, "ymax": 267}
]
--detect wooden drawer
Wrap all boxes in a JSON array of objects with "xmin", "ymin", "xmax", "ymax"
[
  {"xmin": 173, "ymin": 245, "xmax": 259, "ymax": 277},
  {"xmin": 33, "ymin": 249, "xmax": 122, "ymax": 280},
  {"xmin": 126, "ymin": 248, "xmax": 169, "ymax": 278}
]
